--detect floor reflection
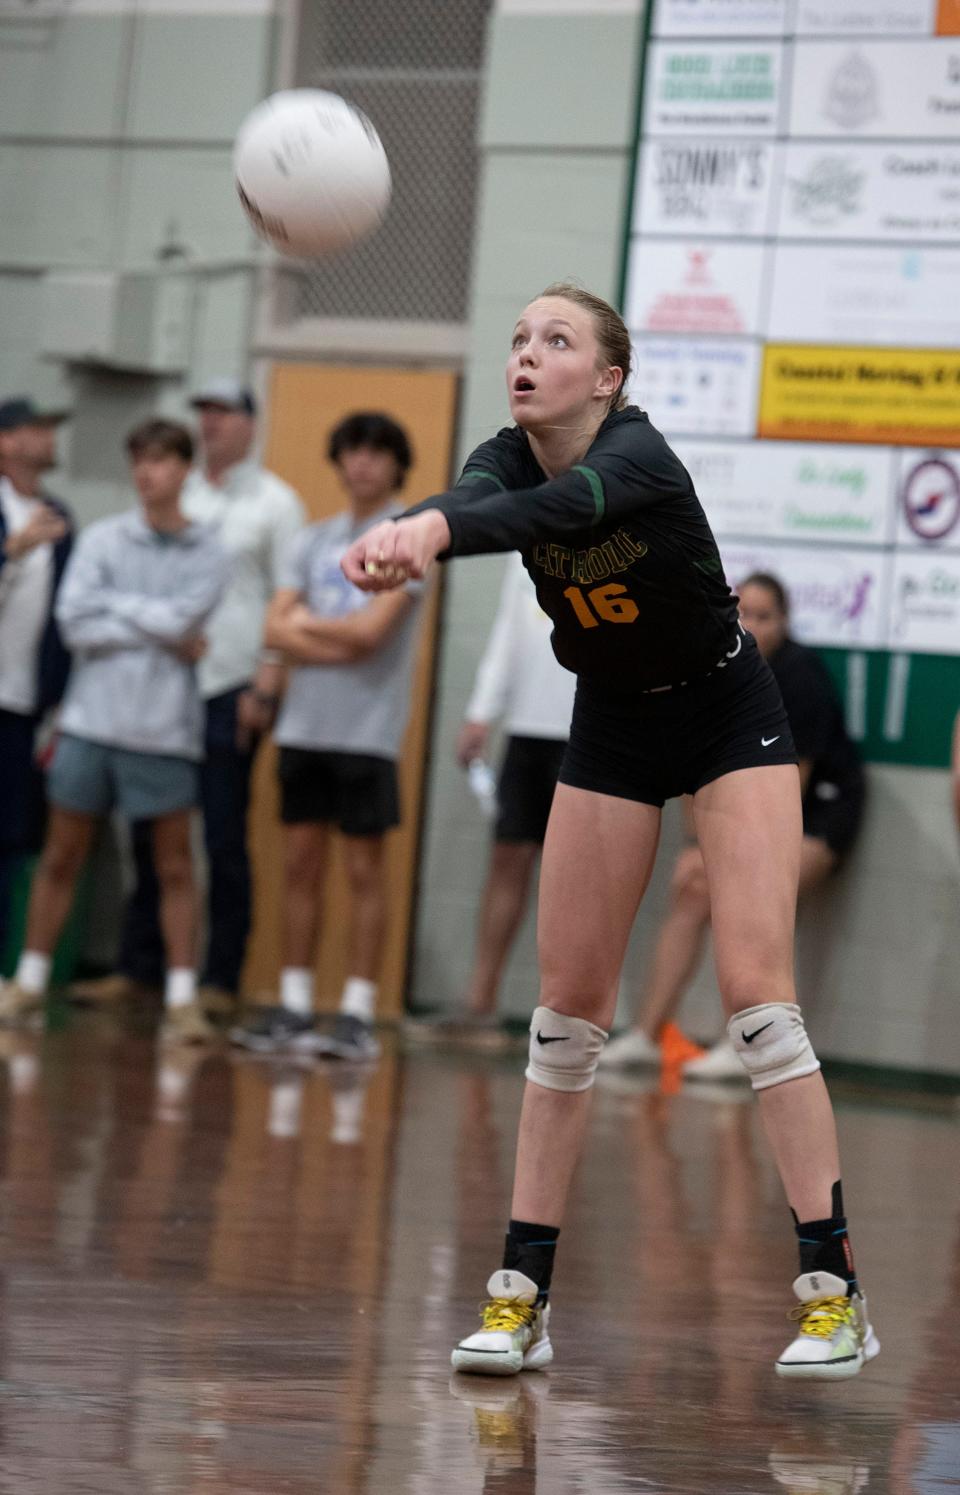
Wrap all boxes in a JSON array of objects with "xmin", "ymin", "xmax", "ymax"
[{"xmin": 0, "ymin": 1017, "xmax": 954, "ymax": 1492}]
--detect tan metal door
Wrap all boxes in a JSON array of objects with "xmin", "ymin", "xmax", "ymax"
[{"xmin": 242, "ymin": 362, "xmax": 458, "ymax": 1017}]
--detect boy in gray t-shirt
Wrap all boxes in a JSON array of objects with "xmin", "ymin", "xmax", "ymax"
[{"xmin": 232, "ymin": 413, "xmax": 426, "ymax": 1062}]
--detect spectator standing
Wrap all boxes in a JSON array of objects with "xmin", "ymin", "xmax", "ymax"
[
  {"xmin": 231, "ymin": 413, "xmax": 427, "ymax": 1062},
  {"xmin": 74, "ymin": 380, "xmax": 305, "ymax": 1014},
  {"xmin": 0, "ymin": 420, "xmax": 227, "ymax": 1042},
  {"xmin": 0, "ymin": 397, "xmax": 74, "ymax": 964}
]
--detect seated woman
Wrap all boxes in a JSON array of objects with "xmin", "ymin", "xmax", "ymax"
[{"xmin": 602, "ymin": 572, "xmax": 866, "ymax": 1079}]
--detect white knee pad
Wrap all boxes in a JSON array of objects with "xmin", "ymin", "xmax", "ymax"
[
  {"xmin": 728, "ymin": 1002, "xmax": 820, "ymax": 1091},
  {"xmin": 525, "ymin": 1006, "xmax": 608, "ymax": 1093}
]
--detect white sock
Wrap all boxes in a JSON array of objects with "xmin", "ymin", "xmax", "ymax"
[
  {"xmin": 341, "ymin": 976, "xmax": 377, "ymax": 1024},
  {"xmin": 156, "ymin": 1059, "xmax": 192, "ymax": 1117},
  {"xmin": 268, "ymin": 1075, "xmax": 305, "ymax": 1139},
  {"xmin": 280, "ymin": 967, "xmax": 314, "ymax": 1016},
  {"xmin": 9, "ymin": 1053, "xmax": 39, "ymax": 1095},
  {"xmin": 330, "ymin": 1078, "xmax": 367, "ymax": 1144},
  {"xmin": 164, "ymin": 968, "xmax": 196, "ymax": 1010},
  {"xmin": 15, "ymin": 950, "xmax": 51, "ymax": 996}
]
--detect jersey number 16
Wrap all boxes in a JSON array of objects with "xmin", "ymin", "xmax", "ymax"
[{"xmin": 563, "ymin": 583, "xmax": 639, "ymax": 630}]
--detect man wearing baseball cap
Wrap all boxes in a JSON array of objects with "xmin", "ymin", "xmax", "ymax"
[
  {"xmin": 74, "ymin": 378, "xmax": 305, "ymax": 1016},
  {"xmin": 0, "ymin": 397, "xmax": 74, "ymax": 968}
]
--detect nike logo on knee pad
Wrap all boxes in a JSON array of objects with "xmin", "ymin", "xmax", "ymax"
[
  {"xmin": 536, "ymin": 1031, "xmax": 570, "ymax": 1045},
  {"xmin": 742, "ymin": 1020, "xmax": 775, "ymax": 1044}
]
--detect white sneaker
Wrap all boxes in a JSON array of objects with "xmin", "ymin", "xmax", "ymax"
[
  {"xmin": 452, "ymin": 1269, "xmax": 553, "ymax": 1377},
  {"xmin": 682, "ymin": 1037, "xmax": 747, "ymax": 1082},
  {"xmin": 598, "ymin": 1029, "xmax": 660, "ymax": 1069},
  {"xmin": 776, "ymin": 1272, "xmax": 880, "ymax": 1379}
]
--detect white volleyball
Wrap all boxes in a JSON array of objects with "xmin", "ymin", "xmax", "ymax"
[{"xmin": 233, "ymin": 89, "xmax": 391, "ymax": 258}]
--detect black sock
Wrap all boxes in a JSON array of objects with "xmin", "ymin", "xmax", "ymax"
[
  {"xmin": 503, "ymin": 1220, "xmax": 560, "ymax": 1303},
  {"xmin": 792, "ymin": 1180, "xmax": 858, "ymax": 1295}
]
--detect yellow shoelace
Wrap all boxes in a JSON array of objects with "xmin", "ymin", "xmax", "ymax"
[
  {"xmin": 480, "ymin": 1297, "xmax": 537, "ymax": 1332},
  {"xmin": 789, "ymin": 1295, "xmax": 854, "ymax": 1339}
]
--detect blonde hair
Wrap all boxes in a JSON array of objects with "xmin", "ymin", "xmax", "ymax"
[{"xmin": 539, "ymin": 281, "xmax": 632, "ymax": 412}]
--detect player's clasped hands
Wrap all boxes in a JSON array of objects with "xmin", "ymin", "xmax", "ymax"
[{"xmin": 341, "ymin": 511, "xmax": 451, "ymax": 591}]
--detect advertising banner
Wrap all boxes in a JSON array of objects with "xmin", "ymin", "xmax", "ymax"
[
  {"xmin": 720, "ymin": 543, "xmax": 890, "ymax": 648},
  {"xmin": 758, "ymin": 345, "xmax": 960, "ymax": 446},
  {"xmin": 626, "ymin": 239, "xmax": 766, "ymax": 335},
  {"xmin": 674, "ymin": 438, "xmax": 896, "ymax": 544},
  {"xmin": 627, "ymin": 338, "xmax": 760, "ymax": 436},
  {"xmin": 789, "ymin": 41, "xmax": 960, "ymax": 139},
  {"xmin": 777, "ymin": 142, "xmax": 960, "ymax": 243},
  {"xmin": 636, "ymin": 139, "xmax": 775, "ymax": 237},
  {"xmin": 888, "ymin": 552, "xmax": 960, "ymax": 651},
  {"xmin": 654, "ymin": 0, "xmax": 790, "ymax": 36},
  {"xmin": 893, "ymin": 448, "xmax": 960, "ymax": 547},
  {"xmin": 644, "ymin": 40, "xmax": 784, "ymax": 136},
  {"xmin": 766, "ymin": 245, "xmax": 960, "ymax": 347},
  {"xmin": 795, "ymin": 1, "xmax": 937, "ymax": 36}
]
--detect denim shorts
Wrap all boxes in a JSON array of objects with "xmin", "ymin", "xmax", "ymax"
[{"xmin": 48, "ymin": 734, "xmax": 199, "ymax": 820}]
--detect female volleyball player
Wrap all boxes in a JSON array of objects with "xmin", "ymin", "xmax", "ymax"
[{"xmin": 341, "ymin": 283, "xmax": 879, "ymax": 1382}]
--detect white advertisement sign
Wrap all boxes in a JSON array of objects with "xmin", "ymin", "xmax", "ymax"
[
  {"xmin": 778, "ymin": 143, "xmax": 960, "ymax": 243},
  {"xmin": 790, "ymin": 42, "xmax": 960, "ymax": 139},
  {"xmin": 888, "ymin": 553, "xmax": 960, "ymax": 652},
  {"xmin": 894, "ymin": 448, "xmax": 960, "ymax": 548},
  {"xmin": 644, "ymin": 41, "xmax": 784, "ymax": 136},
  {"xmin": 720, "ymin": 543, "xmax": 890, "ymax": 647},
  {"xmin": 795, "ymin": 1, "xmax": 937, "ymax": 36},
  {"xmin": 767, "ymin": 245, "xmax": 960, "ymax": 346},
  {"xmin": 626, "ymin": 240, "xmax": 766, "ymax": 336},
  {"xmin": 635, "ymin": 140, "xmax": 775, "ymax": 237},
  {"xmin": 654, "ymin": 0, "xmax": 790, "ymax": 36},
  {"xmin": 673, "ymin": 439, "xmax": 896, "ymax": 544},
  {"xmin": 627, "ymin": 339, "xmax": 761, "ymax": 437}
]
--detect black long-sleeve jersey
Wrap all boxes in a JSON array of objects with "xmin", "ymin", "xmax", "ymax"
[{"xmin": 409, "ymin": 406, "xmax": 740, "ymax": 692}]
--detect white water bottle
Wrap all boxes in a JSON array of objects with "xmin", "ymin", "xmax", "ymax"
[{"xmin": 467, "ymin": 757, "xmax": 498, "ymax": 820}]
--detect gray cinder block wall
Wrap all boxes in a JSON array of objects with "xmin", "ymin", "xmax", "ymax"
[{"xmin": 0, "ymin": 0, "xmax": 277, "ymax": 526}]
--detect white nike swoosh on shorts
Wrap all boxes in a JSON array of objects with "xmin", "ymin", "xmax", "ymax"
[{"xmin": 761, "ymin": 736, "xmax": 780, "ymax": 747}]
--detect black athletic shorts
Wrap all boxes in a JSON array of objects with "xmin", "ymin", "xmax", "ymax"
[
  {"xmin": 278, "ymin": 747, "xmax": 400, "ymax": 835},
  {"xmin": 495, "ymin": 735, "xmax": 567, "ymax": 845},
  {"xmin": 559, "ymin": 631, "xmax": 797, "ymax": 808},
  {"xmin": 803, "ymin": 782, "xmax": 866, "ymax": 859}
]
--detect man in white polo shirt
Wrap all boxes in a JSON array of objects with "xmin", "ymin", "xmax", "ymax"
[{"xmin": 76, "ymin": 380, "xmax": 305, "ymax": 1014}]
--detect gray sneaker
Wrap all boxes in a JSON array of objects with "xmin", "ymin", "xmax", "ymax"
[
  {"xmin": 313, "ymin": 1013, "xmax": 381, "ymax": 1062},
  {"xmin": 229, "ymin": 1006, "xmax": 324, "ymax": 1055}
]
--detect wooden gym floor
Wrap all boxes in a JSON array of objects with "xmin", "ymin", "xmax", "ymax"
[{"xmin": 0, "ymin": 1013, "xmax": 956, "ymax": 1493}]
